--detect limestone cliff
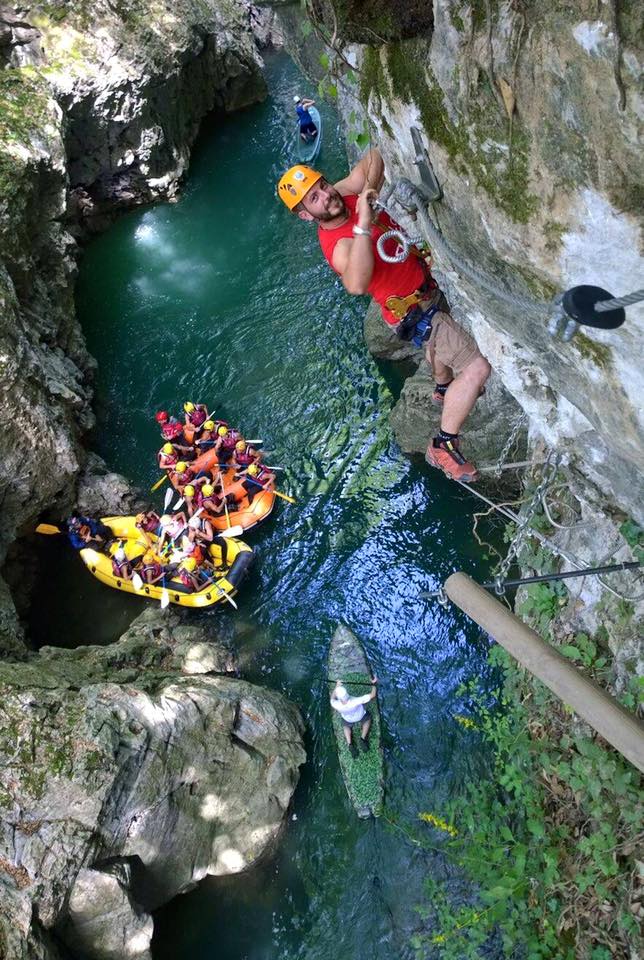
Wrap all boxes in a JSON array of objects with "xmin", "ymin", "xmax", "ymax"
[{"xmin": 0, "ymin": 0, "xmax": 266, "ymax": 654}]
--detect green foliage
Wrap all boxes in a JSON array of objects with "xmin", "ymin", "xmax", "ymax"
[
  {"xmin": 517, "ymin": 581, "xmax": 567, "ymax": 634},
  {"xmin": 411, "ymin": 650, "xmax": 643, "ymax": 958},
  {"xmin": 382, "ymin": 40, "xmax": 538, "ymax": 223},
  {"xmin": 619, "ymin": 519, "xmax": 644, "ymax": 563}
]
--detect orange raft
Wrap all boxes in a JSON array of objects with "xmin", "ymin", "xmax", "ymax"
[{"xmin": 173, "ymin": 447, "xmax": 276, "ymax": 533}]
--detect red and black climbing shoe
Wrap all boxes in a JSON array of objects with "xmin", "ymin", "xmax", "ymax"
[{"xmin": 425, "ymin": 437, "xmax": 479, "ymax": 483}]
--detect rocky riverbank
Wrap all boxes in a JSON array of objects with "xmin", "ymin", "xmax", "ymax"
[{"xmin": 0, "ymin": 5, "xmax": 307, "ymax": 958}]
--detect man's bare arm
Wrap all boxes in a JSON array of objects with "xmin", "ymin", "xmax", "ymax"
[
  {"xmin": 332, "ymin": 188, "xmax": 378, "ymax": 295},
  {"xmin": 334, "ymin": 148, "xmax": 384, "ymax": 197}
]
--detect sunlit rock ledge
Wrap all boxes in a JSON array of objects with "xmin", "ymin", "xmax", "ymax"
[{"xmin": 0, "ymin": 607, "xmax": 306, "ymax": 959}]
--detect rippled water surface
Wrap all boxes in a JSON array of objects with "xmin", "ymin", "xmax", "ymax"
[{"xmin": 72, "ymin": 51, "xmax": 502, "ymax": 960}]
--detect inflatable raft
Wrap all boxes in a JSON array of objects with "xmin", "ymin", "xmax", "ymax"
[
  {"xmin": 171, "ymin": 448, "xmax": 276, "ymax": 533},
  {"xmin": 79, "ymin": 516, "xmax": 254, "ymax": 609}
]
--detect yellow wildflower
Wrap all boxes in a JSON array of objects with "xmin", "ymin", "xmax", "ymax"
[
  {"xmin": 454, "ymin": 714, "xmax": 478, "ymax": 730},
  {"xmin": 418, "ymin": 811, "xmax": 458, "ymax": 837},
  {"xmin": 432, "ymin": 934, "xmax": 447, "ymax": 944}
]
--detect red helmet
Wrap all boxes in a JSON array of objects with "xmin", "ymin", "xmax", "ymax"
[{"xmin": 155, "ymin": 410, "xmax": 169, "ymax": 423}]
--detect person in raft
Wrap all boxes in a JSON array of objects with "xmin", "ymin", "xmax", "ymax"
[
  {"xmin": 293, "ymin": 95, "xmax": 317, "ymax": 142},
  {"xmin": 277, "ymin": 153, "xmax": 491, "ymax": 482},
  {"xmin": 155, "ymin": 411, "xmax": 185, "ymax": 442},
  {"xmin": 330, "ymin": 677, "xmax": 378, "ymax": 759}
]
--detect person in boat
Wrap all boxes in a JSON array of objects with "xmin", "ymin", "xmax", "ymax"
[
  {"xmin": 65, "ymin": 515, "xmax": 112, "ymax": 551},
  {"xmin": 169, "ymin": 460, "xmax": 195, "ymax": 490},
  {"xmin": 277, "ymin": 154, "xmax": 491, "ymax": 483},
  {"xmin": 158, "ymin": 442, "xmax": 194, "ymax": 471},
  {"xmin": 135, "ymin": 511, "xmax": 160, "ymax": 535},
  {"xmin": 293, "ymin": 95, "xmax": 318, "ymax": 143},
  {"xmin": 184, "ymin": 402, "xmax": 208, "ymax": 434},
  {"xmin": 213, "ymin": 425, "xmax": 240, "ymax": 463},
  {"xmin": 187, "ymin": 512, "xmax": 214, "ymax": 545},
  {"xmin": 232, "ymin": 439, "xmax": 260, "ymax": 473},
  {"xmin": 330, "ymin": 677, "xmax": 378, "ymax": 759},
  {"xmin": 156, "ymin": 411, "xmax": 185, "ymax": 443},
  {"xmin": 111, "ymin": 544, "xmax": 133, "ymax": 581},
  {"xmin": 198, "ymin": 481, "xmax": 226, "ymax": 516},
  {"xmin": 140, "ymin": 551, "xmax": 166, "ymax": 586},
  {"xmin": 157, "ymin": 512, "xmax": 188, "ymax": 552},
  {"xmin": 194, "ymin": 419, "xmax": 218, "ymax": 449},
  {"xmin": 241, "ymin": 462, "xmax": 275, "ymax": 504},
  {"xmin": 175, "ymin": 555, "xmax": 203, "ymax": 592}
]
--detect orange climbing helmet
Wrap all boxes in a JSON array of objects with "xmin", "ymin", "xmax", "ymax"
[{"xmin": 277, "ymin": 165, "xmax": 322, "ymax": 211}]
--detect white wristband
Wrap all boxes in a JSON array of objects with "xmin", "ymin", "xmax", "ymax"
[{"xmin": 352, "ymin": 225, "xmax": 371, "ymax": 237}]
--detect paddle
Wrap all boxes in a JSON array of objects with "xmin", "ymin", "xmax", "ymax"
[
  {"xmin": 163, "ymin": 487, "xmax": 175, "ymax": 511},
  {"xmin": 245, "ymin": 476, "xmax": 296, "ymax": 504},
  {"xmin": 36, "ymin": 523, "xmax": 64, "ymax": 535},
  {"xmin": 219, "ymin": 471, "xmax": 231, "ymax": 529},
  {"xmin": 132, "ymin": 572, "xmax": 144, "ymax": 591},
  {"xmin": 151, "ymin": 473, "xmax": 168, "ymax": 492},
  {"xmin": 172, "ymin": 497, "xmax": 184, "ymax": 510}
]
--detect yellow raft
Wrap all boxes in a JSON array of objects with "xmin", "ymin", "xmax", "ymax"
[{"xmin": 79, "ymin": 516, "xmax": 254, "ymax": 609}]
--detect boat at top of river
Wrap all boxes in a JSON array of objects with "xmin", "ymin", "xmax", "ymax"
[
  {"xmin": 171, "ymin": 445, "xmax": 277, "ymax": 533},
  {"xmin": 328, "ymin": 625, "xmax": 384, "ymax": 818},
  {"xmin": 294, "ymin": 106, "xmax": 322, "ymax": 164},
  {"xmin": 79, "ymin": 516, "xmax": 254, "ymax": 609}
]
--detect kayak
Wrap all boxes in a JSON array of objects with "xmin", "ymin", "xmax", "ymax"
[
  {"xmin": 169, "ymin": 449, "xmax": 276, "ymax": 532},
  {"xmin": 79, "ymin": 516, "xmax": 254, "ymax": 609},
  {"xmin": 295, "ymin": 106, "xmax": 322, "ymax": 164},
  {"xmin": 328, "ymin": 625, "xmax": 384, "ymax": 818}
]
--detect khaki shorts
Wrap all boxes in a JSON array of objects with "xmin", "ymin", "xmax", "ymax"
[{"xmin": 421, "ymin": 289, "xmax": 482, "ymax": 376}]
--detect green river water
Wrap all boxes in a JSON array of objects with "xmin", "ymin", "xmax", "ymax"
[{"xmin": 55, "ymin": 51, "xmax": 504, "ymax": 959}]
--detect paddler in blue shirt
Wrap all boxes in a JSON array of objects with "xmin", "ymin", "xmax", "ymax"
[{"xmin": 294, "ymin": 95, "xmax": 317, "ymax": 142}]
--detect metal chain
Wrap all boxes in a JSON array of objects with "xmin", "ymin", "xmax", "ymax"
[
  {"xmin": 594, "ymin": 289, "xmax": 644, "ymax": 313},
  {"xmin": 493, "ymin": 413, "xmax": 527, "ymax": 478},
  {"xmin": 493, "ymin": 455, "xmax": 560, "ymax": 594}
]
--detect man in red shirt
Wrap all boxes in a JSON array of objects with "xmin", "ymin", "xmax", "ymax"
[{"xmin": 277, "ymin": 151, "xmax": 490, "ymax": 482}]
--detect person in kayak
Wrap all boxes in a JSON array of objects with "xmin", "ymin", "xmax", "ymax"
[
  {"xmin": 293, "ymin": 95, "xmax": 318, "ymax": 142},
  {"xmin": 330, "ymin": 677, "xmax": 378, "ymax": 759},
  {"xmin": 277, "ymin": 154, "xmax": 491, "ymax": 483}
]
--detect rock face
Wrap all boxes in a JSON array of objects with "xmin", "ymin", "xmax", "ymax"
[
  {"xmin": 0, "ymin": 609, "xmax": 305, "ymax": 959},
  {"xmin": 0, "ymin": 0, "xmax": 266, "ymax": 573},
  {"xmin": 274, "ymin": 2, "xmax": 643, "ymax": 526}
]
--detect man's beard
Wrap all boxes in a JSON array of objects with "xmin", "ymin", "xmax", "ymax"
[{"xmin": 315, "ymin": 192, "xmax": 347, "ymax": 222}]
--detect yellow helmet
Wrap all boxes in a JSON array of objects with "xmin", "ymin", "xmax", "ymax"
[
  {"xmin": 235, "ymin": 440, "xmax": 246, "ymax": 451},
  {"xmin": 175, "ymin": 461, "xmax": 188, "ymax": 473},
  {"xmin": 277, "ymin": 164, "xmax": 322, "ymax": 211},
  {"xmin": 218, "ymin": 426, "xmax": 228, "ymax": 437},
  {"xmin": 162, "ymin": 442, "xmax": 173, "ymax": 455},
  {"xmin": 184, "ymin": 402, "xmax": 195, "ymax": 413},
  {"xmin": 181, "ymin": 556, "xmax": 197, "ymax": 572},
  {"xmin": 143, "ymin": 551, "xmax": 156, "ymax": 564},
  {"xmin": 248, "ymin": 463, "xmax": 259, "ymax": 477},
  {"xmin": 202, "ymin": 484, "xmax": 214, "ymax": 496},
  {"xmin": 204, "ymin": 419, "xmax": 215, "ymax": 431},
  {"xmin": 184, "ymin": 484, "xmax": 195, "ymax": 497}
]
